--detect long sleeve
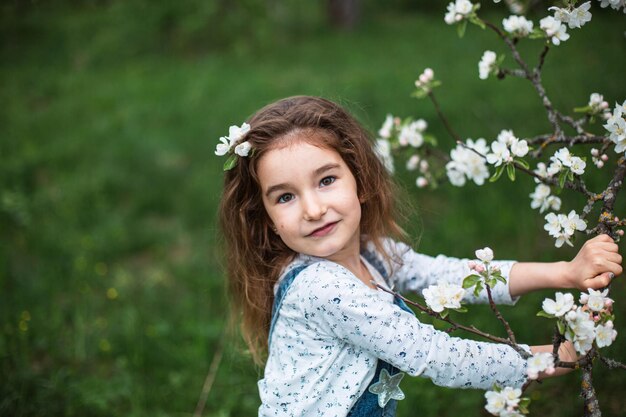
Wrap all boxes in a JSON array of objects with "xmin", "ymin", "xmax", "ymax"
[{"xmin": 296, "ymin": 261, "xmax": 528, "ymax": 390}]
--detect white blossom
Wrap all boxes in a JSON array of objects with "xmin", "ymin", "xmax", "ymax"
[
  {"xmin": 416, "ymin": 176, "xmax": 429, "ymax": 188},
  {"xmin": 502, "ymin": 15, "xmax": 534, "ymax": 37},
  {"xmin": 540, "ymin": 16, "xmax": 570, "ymax": 45},
  {"xmin": 445, "ymin": 0, "xmax": 475, "ymax": 24},
  {"xmin": 234, "ymin": 140, "xmax": 252, "ymax": 157},
  {"xmin": 497, "ymin": 129, "xmax": 516, "ymax": 146},
  {"xmin": 530, "ymin": 184, "xmax": 561, "ymax": 213},
  {"xmin": 570, "ymin": 156, "xmax": 586, "ymax": 175},
  {"xmin": 475, "ymin": 247, "xmax": 494, "ymax": 263},
  {"xmin": 534, "ymin": 162, "xmax": 550, "ymax": 182},
  {"xmin": 510, "ymin": 138, "xmax": 529, "ymax": 157},
  {"xmin": 501, "ymin": 387, "xmax": 522, "ymax": 407},
  {"xmin": 565, "ymin": 306, "xmax": 597, "ymax": 354},
  {"xmin": 589, "ymin": 93, "xmax": 609, "ymax": 114},
  {"xmin": 446, "ymin": 138, "xmax": 490, "ymax": 186},
  {"xmin": 580, "ymin": 288, "xmax": 611, "ymax": 312},
  {"xmin": 375, "ymin": 139, "xmax": 394, "ymax": 174},
  {"xmin": 526, "ymin": 352, "xmax": 555, "ymax": 380},
  {"xmin": 422, "ymin": 282, "xmax": 466, "ymax": 313},
  {"xmin": 486, "ymin": 141, "xmax": 511, "ymax": 166},
  {"xmin": 378, "ymin": 114, "xmax": 394, "ymax": 139},
  {"xmin": 406, "ymin": 155, "xmax": 420, "ymax": 171},
  {"xmin": 595, "ymin": 321, "xmax": 617, "ymax": 348},
  {"xmin": 215, "ymin": 122, "xmax": 251, "ymax": 156},
  {"xmin": 598, "ymin": 0, "xmax": 626, "ymax": 12},
  {"xmin": 568, "ymin": 2, "xmax": 592, "ymax": 28},
  {"xmin": 399, "ymin": 120, "xmax": 426, "ymax": 147},
  {"xmin": 484, "ymin": 390, "xmax": 507, "ymax": 415},
  {"xmin": 215, "ymin": 136, "xmax": 232, "ymax": 156},
  {"xmin": 605, "ymin": 112, "xmax": 626, "ymax": 153},
  {"xmin": 542, "ymin": 292, "xmax": 575, "ymax": 317},
  {"xmin": 562, "ymin": 210, "xmax": 587, "ymax": 235},
  {"xmin": 479, "ymin": 50, "xmax": 498, "ymax": 80}
]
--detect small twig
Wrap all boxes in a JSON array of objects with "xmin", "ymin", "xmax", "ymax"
[
  {"xmin": 598, "ymin": 355, "xmax": 626, "ymax": 371},
  {"xmin": 194, "ymin": 337, "xmax": 225, "ymax": 417},
  {"xmin": 485, "ymin": 285, "xmax": 517, "ymax": 344},
  {"xmin": 427, "ymin": 91, "xmax": 462, "ymax": 144}
]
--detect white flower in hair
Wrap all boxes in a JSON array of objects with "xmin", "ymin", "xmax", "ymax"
[
  {"xmin": 234, "ymin": 141, "xmax": 252, "ymax": 157},
  {"xmin": 215, "ymin": 122, "xmax": 252, "ymax": 170}
]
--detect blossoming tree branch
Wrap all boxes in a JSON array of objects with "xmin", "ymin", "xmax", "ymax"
[{"xmin": 373, "ymin": 1, "xmax": 626, "ymax": 416}]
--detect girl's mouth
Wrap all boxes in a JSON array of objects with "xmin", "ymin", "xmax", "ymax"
[{"xmin": 308, "ymin": 221, "xmax": 338, "ymax": 237}]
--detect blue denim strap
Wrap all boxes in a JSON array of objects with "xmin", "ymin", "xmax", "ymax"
[{"xmin": 268, "ymin": 264, "xmax": 308, "ymax": 347}]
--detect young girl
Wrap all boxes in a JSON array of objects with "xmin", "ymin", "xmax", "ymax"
[{"xmin": 217, "ymin": 96, "xmax": 622, "ymax": 416}]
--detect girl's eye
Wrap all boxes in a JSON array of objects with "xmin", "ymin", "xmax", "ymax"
[
  {"xmin": 277, "ymin": 193, "xmax": 294, "ymax": 204},
  {"xmin": 320, "ymin": 176, "xmax": 336, "ymax": 187}
]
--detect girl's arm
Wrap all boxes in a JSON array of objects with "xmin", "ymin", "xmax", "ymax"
[{"xmin": 508, "ymin": 234, "xmax": 622, "ymax": 298}]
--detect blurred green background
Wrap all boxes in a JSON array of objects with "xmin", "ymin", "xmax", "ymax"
[{"xmin": 1, "ymin": 1, "xmax": 625, "ymax": 416}]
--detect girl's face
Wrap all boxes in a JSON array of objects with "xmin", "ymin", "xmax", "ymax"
[{"xmin": 257, "ymin": 140, "xmax": 362, "ymax": 265}]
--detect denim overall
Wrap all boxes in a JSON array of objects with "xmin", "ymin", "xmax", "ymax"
[{"xmin": 268, "ymin": 251, "xmax": 415, "ymax": 417}]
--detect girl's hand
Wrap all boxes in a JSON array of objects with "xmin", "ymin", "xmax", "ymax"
[{"xmin": 562, "ymin": 234, "xmax": 622, "ymax": 291}]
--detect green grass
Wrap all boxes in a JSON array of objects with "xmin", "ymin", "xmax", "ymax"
[{"xmin": 1, "ymin": 3, "xmax": 625, "ymax": 417}]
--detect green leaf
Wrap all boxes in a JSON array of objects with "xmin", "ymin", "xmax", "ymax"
[
  {"xmin": 473, "ymin": 282, "xmax": 484, "ymax": 297},
  {"xmin": 440, "ymin": 309, "xmax": 449, "ymax": 319},
  {"xmin": 536, "ymin": 310, "xmax": 554, "ymax": 319},
  {"xmin": 411, "ymin": 89, "xmax": 428, "ymax": 99},
  {"xmin": 486, "ymin": 277, "xmax": 496, "ymax": 288},
  {"xmin": 506, "ymin": 163, "xmax": 516, "ymax": 181},
  {"xmin": 424, "ymin": 134, "xmax": 438, "ymax": 146},
  {"xmin": 489, "ymin": 164, "xmax": 505, "ymax": 182},
  {"xmin": 558, "ymin": 170, "xmax": 567, "ymax": 189},
  {"xmin": 557, "ymin": 320, "xmax": 566, "ymax": 335},
  {"xmin": 515, "ymin": 158, "xmax": 530, "ymax": 169},
  {"xmin": 494, "ymin": 274, "xmax": 507, "ymax": 284},
  {"xmin": 457, "ymin": 20, "xmax": 467, "ymax": 38},
  {"xmin": 463, "ymin": 274, "xmax": 481, "ymax": 288},
  {"xmin": 223, "ymin": 154, "xmax": 238, "ymax": 171},
  {"xmin": 453, "ymin": 307, "xmax": 468, "ymax": 313}
]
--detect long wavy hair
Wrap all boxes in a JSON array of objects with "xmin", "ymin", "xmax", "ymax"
[{"xmin": 219, "ymin": 96, "xmax": 406, "ymax": 365}]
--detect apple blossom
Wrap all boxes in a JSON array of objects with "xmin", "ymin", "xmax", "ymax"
[
  {"xmin": 475, "ymin": 247, "xmax": 494, "ymax": 263},
  {"xmin": 595, "ymin": 321, "xmax": 617, "ymax": 348},
  {"xmin": 540, "ymin": 16, "xmax": 570, "ymax": 45},
  {"xmin": 486, "ymin": 141, "xmax": 511, "ymax": 166},
  {"xmin": 526, "ymin": 352, "xmax": 555, "ymax": 380},
  {"xmin": 446, "ymin": 138, "xmax": 490, "ymax": 186},
  {"xmin": 542, "ymin": 292, "xmax": 575, "ymax": 317},
  {"xmin": 406, "ymin": 154, "xmax": 420, "ymax": 171},
  {"xmin": 479, "ymin": 50, "xmax": 498, "ymax": 80},
  {"xmin": 234, "ymin": 140, "xmax": 252, "ymax": 157},
  {"xmin": 502, "ymin": 15, "xmax": 533, "ymax": 37},
  {"xmin": 375, "ymin": 139, "xmax": 394, "ymax": 174},
  {"xmin": 378, "ymin": 114, "xmax": 394, "ymax": 139},
  {"xmin": 485, "ymin": 390, "xmax": 508, "ymax": 415},
  {"xmin": 422, "ymin": 282, "xmax": 466, "ymax": 313}
]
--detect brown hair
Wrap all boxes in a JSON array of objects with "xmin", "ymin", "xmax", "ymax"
[{"xmin": 219, "ymin": 96, "xmax": 406, "ymax": 365}]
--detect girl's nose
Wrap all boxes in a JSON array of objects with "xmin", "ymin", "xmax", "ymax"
[{"xmin": 302, "ymin": 194, "xmax": 327, "ymax": 221}]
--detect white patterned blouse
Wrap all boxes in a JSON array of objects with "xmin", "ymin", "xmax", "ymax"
[{"xmin": 258, "ymin": 239, "xmax": 529, "ymax": 417}]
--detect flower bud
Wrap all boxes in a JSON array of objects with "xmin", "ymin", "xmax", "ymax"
[
  {"xmin": 468, "ymin": 260, "xmax": 477, "ymax": 269},
  {"xmin": 605, "ymin": 298, "xmax": 613, "ymax": 308},
  {"xmin": 423, "ymin": 68, "xmax": 434, "ymax": 79},
  {"xmin": 419, "ymin": 73, "xmax": 430, "ymax": 84},
  {"xmin": 596, "ymin": 160, "xmax": 604, "ymax": 168},
  {"xmin": 475, "ymin": 264, "xmax": 486, "ymax": 273},
  {"xmin": 590, "ymin": 148, "xmax": 599, "ymax": 157},
  {"xmin": 601, "ymin": 154, "xmax": 609, "ymax": 161},
  {"xmin": 416, "ymin": 176, "xmax": 428, "ymax": 188},
  {"xmin": 618, "ymin": 229, "xmax": 624, "ymax": 236}
]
